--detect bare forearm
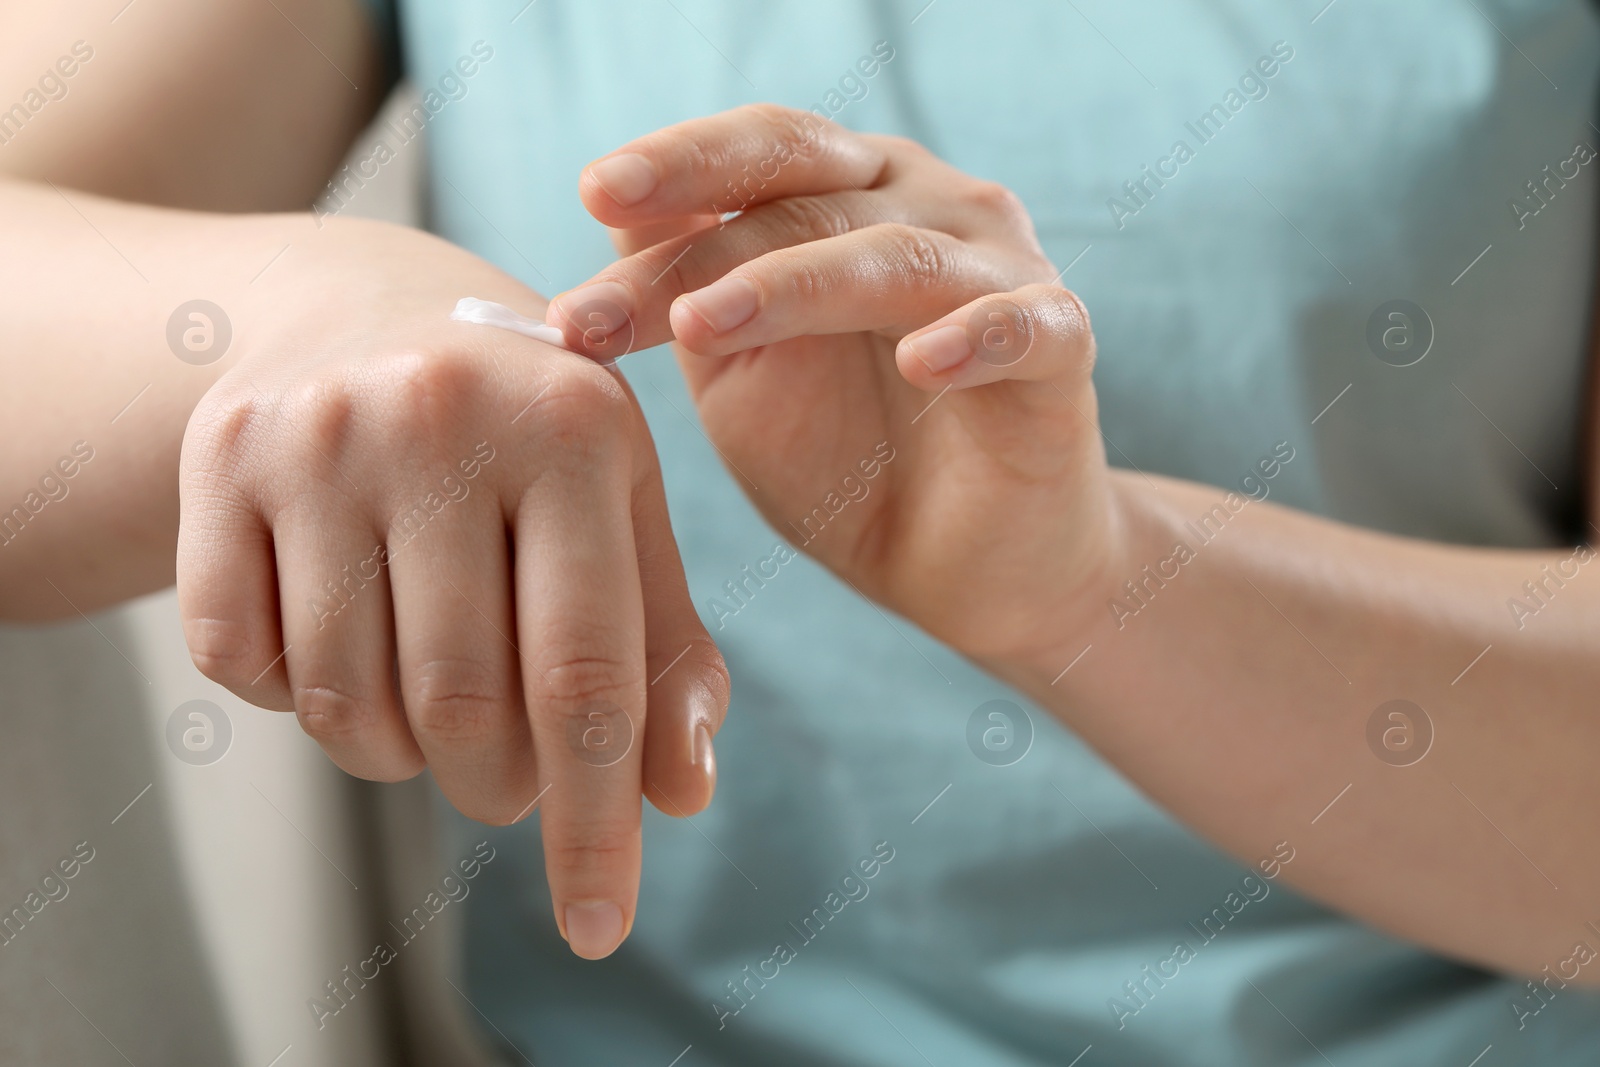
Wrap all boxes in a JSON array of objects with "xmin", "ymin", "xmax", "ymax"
[
  {"xmin": 0, "ymin": 0, "xmax": 381, "ymax": 210},
  {"xmin": 0, "ymin": 180, "xmax": 319, "ymax": 616},
  {"xmin": 999, "ymin": 468, "xmax": 1598, "ymax": 980}
]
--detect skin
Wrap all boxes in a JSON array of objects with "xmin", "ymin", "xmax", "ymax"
[
  {"xmin": 0, "ymin": 0, "xmax": 724, "ymax": 961},
  {"xmin": 551, "ymin": 104, "xmax": 1600, "ymax": 982},
  {"xmin": 3, "ymin": 2, "xmax": 1596, "ymax": 979}
]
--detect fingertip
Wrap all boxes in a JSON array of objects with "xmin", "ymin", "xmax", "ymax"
[
  {"xmin": 899, "ymin": 323, "xmax": 972, "ymax": 378},
  {"xmin": 644, "ymin": 712, "xmax": 718, "ymax": 817},
  {"xmin": 562, "ymin": 899, "xmax": 628, "ymax": 960},
  {"xmin": 582, "ymin": 152, "xmax": 659, "ymax": 216},
  {"xmin": 545, "ymin": 281, "xmax": 637, "ymax": 358},
  {"xmin": 695, "ymin": 722, "xmax": 718, "ymax": 795},
  {"xmin": 668, "ymin": 295, "xmax": 718, "ymax": 354}
]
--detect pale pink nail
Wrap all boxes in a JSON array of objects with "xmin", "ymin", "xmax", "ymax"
[
  {"xmin": 588, "ymin": 153, "xmax": 657, "ymax": 207},
  {"xmin": 906, "ymin": 324, "xmax": 972, "ymax": 373},
  {"xmin": 563, "ymin": 900, "xmax": 624, "ymax": 960},
  {"xmin": 679, "ymin": 277, "xmax": 760, "ymax": 334}
]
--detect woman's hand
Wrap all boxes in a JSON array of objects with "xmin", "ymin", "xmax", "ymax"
[
  {"xmin": 178, "ymin": 216, "xmax": 728, "ymax": 960},
  {"xmin": 549, "ymin": 105, "xmax": 1116, "ymax": 668},
  {"xmin": 548, "ymin": 106, "xmax": 1600, "ymax": 980}
]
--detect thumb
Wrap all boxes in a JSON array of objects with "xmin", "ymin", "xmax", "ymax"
[{"xmin": 895, "ymin": 283, "xmax": 1095, "ymax": 392}]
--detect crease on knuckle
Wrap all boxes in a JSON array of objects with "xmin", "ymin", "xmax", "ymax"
[
  {"xmin": 748, "ymin": 102, "xmax": 823, "ymax": 159},
  {"xmin": 764, "ymin": 195, "xmax": 853, "ymax": 244},
  {"xmin": 380, "ymin": 352, "xmax": 483, "ymax": 438},
  {"xmin": 183, "ymin": 393, "xmax": 261, "ymax": 482},
  {"xmin": 673, "ymin": 637, "xmax": 731, "ymax": 728},
  {"xmin": 1053, "ymin": 286, "xmax": 1098, "ymax": 371},
  {"xmin": 407, "ymin": 657, "xmax": 508, "ymax": 742},
  {"xmin": 293, "ymin": 682, "xmax": 384, "ymax": 747},
  {"xmin": 539, "ymin": 652, "xmax": 637, "ymax": 708},
  {"xmin": 1052, "ymin": 285, "xmax": 1094, "ymax": 337},
  {"xmin": 768, "ymin": 251, "xmax": 829, "ymax": 304},
  {"xmin": 182, "ymin": 616, "xmax": 259, "ymax": 685},
  {"xmin": 883, "ymin": 224, "xmax": 954, "ymax": 286},
  {"xmin": 544, "ymin": 830, "xmax": 636, "ymax": 879}
]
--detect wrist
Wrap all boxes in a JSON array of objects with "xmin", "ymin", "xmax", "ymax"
[
  {"xmin": 980, "ymin": 470, "xmax": 1161, "ymax": 694},
  {"xmin": 230, "ymin": 214, "xmax": 549, "ymax": 372}
]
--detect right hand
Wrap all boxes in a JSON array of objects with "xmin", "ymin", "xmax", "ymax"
[{"xmin": 176, "ymin": 217, "xmax": 728, "ymax": 960}]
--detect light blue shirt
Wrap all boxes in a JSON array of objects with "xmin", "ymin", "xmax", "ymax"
[{"xmin": 379, "ymin": 1, "xmax": 1600, "ymax": 1062}]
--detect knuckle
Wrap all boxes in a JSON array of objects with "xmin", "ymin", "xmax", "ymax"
[
  {"xmin": 745, "ymin": 102, "xmax": 825, "ymax": 152},
  {"xmin": 293, "ymin": 681, "xmax": 386, "ymax": 749},
  {"xmin": 183, "ymin": 390, "xmax": 261, "ymax": 478},
  {"xmin": 967, "ymin": 179, "xmax": 1029, "ymax": 224},
  {"xmin": 768, "ymin": 252, "xmax": 829, "ymax": 304},
  {"xmin": 539, "ymin": 651, "xmax": 638, "ymax": 707},
  {"xmin": 543, "ymin": 828, "xmax": 636, "ymax": 879},
  {"xmin": 1051, "ymin": 285, "xmax": 1094, "ymax": 335},
  {"xmin": 528, "ymin": 365, "xmax": 633, "ymax": 446},
  {"xmin": 1051, "ymin": 286, "xmax": 1097, "ymax": 371},
  {"xmin": 378, "ymin": 352, "xmax": 484, "ymax": 437},
  {"xmin": 406, "ymin": 658, "xmax": 508, "ymax": 743},
  {"xmin": 542, "ymin": 362, "xmax": 630, "ymax": 421},
  {"xmin": 684, "ymin": 639, "xmax": 731, "ymax": 726},
  {"xmin": 531, "ymin": 367, "xmax": 636, "ymax": 463},
  {"xmin": 880, "ymin": 224, "xmax": 954, "ymax": 284},
  {"xmin": 1014, "ymin": 284, "xmax": 1096, "ymax": 372},
  {"xmin": 182, "ymin": 616, "xmax": 261, "ymax": 687},
  {"xmin": 296, "ymin": 382, "xmax": 358, "ymax": 456},
  {"xmin": 875, "ymin": 133, "xmax": 932, "ymax": 160},
  {"xmin": 1022, "ymin": 283, "xmax": 1093, "ymax": 336},
  {"xmin": 763, "ymin": 194, "xmax": 854, "ymax": 243}
]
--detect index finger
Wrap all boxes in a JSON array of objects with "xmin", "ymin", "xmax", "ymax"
[{"xmin": 579, "ymin": 103, "xmax": 887, "ymax": 225}]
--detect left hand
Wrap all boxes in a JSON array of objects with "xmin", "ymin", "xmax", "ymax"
[{"xmin": 548, "ymin": 105, "xmax": 1118, "ymax": 670}]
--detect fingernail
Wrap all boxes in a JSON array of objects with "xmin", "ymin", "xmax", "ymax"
[
  {"xmin": 693, "ymin": 722, "xmax": 716, "ymax": 787},
  {"xmin": 905, "ymin": 324, "xmax": 972, "ymax": 374},
  {"xmin": 563, "ymin": 900, "xmax": 625, "ymax": 959},
  {"xmin": 551, "ymin": 281, "xmax": 633, "ymax": 340},
  {"xmin": 588, "ymin": 153, "xmax": 657, "ymax": 207},
  {"xmin": 679, "ymin": 276, "xmax": 760, "ymax": 334}
]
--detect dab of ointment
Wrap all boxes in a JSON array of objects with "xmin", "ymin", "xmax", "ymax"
[{"xmin": 450, "ymin": 297, "xmax": 569, "ymax": 349}]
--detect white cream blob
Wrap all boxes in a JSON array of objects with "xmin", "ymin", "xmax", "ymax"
[{"xmin": 450, "ymin": 297, "xmax": 569, "ymax": 349}]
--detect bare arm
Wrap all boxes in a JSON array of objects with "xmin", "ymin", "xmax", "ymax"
[
  {"xmin": 548, "ymin": 104, "xmax": 1600, "ymax": 980},
  {"xmin": 0, "ymin": 4, "xmax": 728, "ymax": 955},
  {"xmin": 0, "ymin": 0, "xmax": 382, "ymax": 616},
  {"xmin": 999, "ymin": 457, "xmax": 1599, "ymax": 983},
  {"xmin": 0, "ymin": 0, "xmax": 383, "ymax": 208}
]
